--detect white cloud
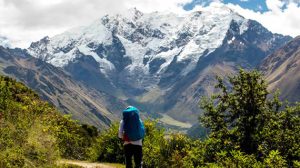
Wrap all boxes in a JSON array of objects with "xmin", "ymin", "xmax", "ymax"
[
  {"xmin": 1, "ymin": 0, "xmax": 299, "ymax": 48},
  {"xmin": 227, "ymin": 0, "xmax": 300, "ymax": 37},
  {"xmin": 266, "ymin": 0, "xmax": 285, "ymax": 12},
  {"xmin": 0, "ymin": 0, "xmax": 191, "ymax": 48}
]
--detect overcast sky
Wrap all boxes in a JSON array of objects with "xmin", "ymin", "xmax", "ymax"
[{"xmin": 0, "ymin": 0, "xmax": 300, "ymax": 48}]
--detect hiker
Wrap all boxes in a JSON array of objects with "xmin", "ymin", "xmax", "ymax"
[{"xmin": 118, "ymin": 106, "xmax": 145, "ymax": 168}]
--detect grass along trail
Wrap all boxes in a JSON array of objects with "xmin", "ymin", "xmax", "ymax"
[{"xmin": 58, "ymin": 160, "xmax": 125, "ymax": 168}]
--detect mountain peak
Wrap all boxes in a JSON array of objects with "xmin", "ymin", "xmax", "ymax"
[
  {"xmin": 28, "ymin": 8, "xmax": 251, "ymax": 72},
  {"xmin": 25, "ymin": 7, "xmax": 291, "ymax": 126},
  {"xmin": 104, "ymin": 7, "xmax": 144, "ymax": 23},
  {"xmin": 28, "ymin": 7, "xmax": 289, "ymax": 86},
  {"xmin": 0, "ymin": 36, "xmax": 11, "ymax": 48},
  {"xmin": 126, "ymin": 7, "xmax": 143, "ymax": 20}
]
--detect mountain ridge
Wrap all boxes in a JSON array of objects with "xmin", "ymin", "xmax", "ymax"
[
  {"xmin": 0, "ymin": 46, "xmax": 127, "ymax": 128},
  {"xmin": 261, "ymin": 36, "xmax": 300, "ymax": 102},
  {"xmin": 0, "ymin": 36, "xmax": 11, "ymax": 48},
  {"xmin": 18, "ymin": 6, "xmax": 293, "ymax": 126}
]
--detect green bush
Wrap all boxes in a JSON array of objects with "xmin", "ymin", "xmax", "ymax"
[
  {"xmin": 142, "ymin": 120, "xmax": 166, "ymax": 168},
  {"xmin": 293, "ymin": 160, "xmax": 300, "ymax": 168},
  {"xmin": 0, "ymin": 76, "xmax": 60, "ymax": 167},
  {"xmin": 86, "ymin": 70, "xmax": 300, "ymax": 167},
  {"xmin": 88, "ymin": 119, "xmax": 204, "ymax": 168},
  {"xmin": 88, "ymin": 123, "xmax": 124, "ymax": 163},
  {"xmin": 214, "ymin": 150, "xmax": 263, "ymax": 168},
  {"xmin": 199, "ymin": 69, "xmax": 300, "ymax": 167},
  {"xmin": 1, "ymin": 69, "xmax": 299, "ymax": 167},
  {"xmin": 24, "ymin": 123, "xmax": 59, "ymax": 166},
  {"xmin": 49, "ymin": 115, "xmax": 98, "ymax": 160},
  {"xmin": 0, "ymin": 76, "xmax": 97, "ymax": 167},
  {"xmin": 88, "ymin": 120, "xmax": 166, "ymax": 166},
  {"xmin": 159, "ymin": 134, "xmax": 193, "ymax": 168},
  {"xmin": 264, "ymin": 150, "xmax": 287, "ymax": 168}
]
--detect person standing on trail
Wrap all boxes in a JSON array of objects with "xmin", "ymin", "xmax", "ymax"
[{"xmin": 118, "ymin": 106, "xmax": 145, "ymax": 168}]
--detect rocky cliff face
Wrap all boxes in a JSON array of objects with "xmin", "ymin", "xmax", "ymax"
[
  {"xmin": 27, "ymin": 5, "xmax": 291, "ymax": 126},
  {"xmin": 261, "ymin": 36, "xmax": 300, "ymax": 102}
]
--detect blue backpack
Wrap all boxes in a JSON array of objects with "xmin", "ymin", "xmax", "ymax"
[{"xmin": 123, "ymin": 106, "xmax": 145, "ymax": 141}]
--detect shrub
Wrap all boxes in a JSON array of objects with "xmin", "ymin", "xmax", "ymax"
[
  {"xmin": 264, "ymin": 150, "xmax": 287, "ymax": 168},
  {"xmin": 142, "ymin": 120, "xmax": 165, "ymax": 168},
  {"xmin": 214, "ymin": 150, "xmax": 263, "ymax": 168},
  {"xmin": 88, "ymin": 123, "xmax": 124, "ymax": 163},
  {"xmin": 0, "ymin": 76, "xmax": 97, "ymax": 167}
]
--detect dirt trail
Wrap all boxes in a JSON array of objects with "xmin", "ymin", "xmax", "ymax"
[{"xmin": 58, "ymin": 160, "xmax": 118, "ymax": 168}]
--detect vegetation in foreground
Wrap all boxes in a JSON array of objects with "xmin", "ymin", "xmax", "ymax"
[
  {"xmin": 0, "ymin": 69, "xmax": 299, "ymax": 167},
  {"xmin": 0, "ymin": 76, "xmax": 98, "ymax": 167},
  {"xmin": 89, "ymin": 69, "xmax": 300, "ymax": 167}
]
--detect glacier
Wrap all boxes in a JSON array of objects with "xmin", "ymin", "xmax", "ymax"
[{"xmin": 28, "ymin": 4, "xmax": 249, "ymax": 78}]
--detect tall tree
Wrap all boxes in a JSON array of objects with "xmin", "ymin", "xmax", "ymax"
[{"xmin": 200, "ymin": 69, "xmax": 281, "ymax": 155}]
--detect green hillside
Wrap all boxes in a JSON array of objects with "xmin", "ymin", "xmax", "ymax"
[
  {"xmin": 1, "ymin": 69, "xmax": 299, "ymax": 167},
  {"xmin": 0, "ymin": 75, "xmax": 98, "ymax": 167},
  {"xmin": 88, "ymin": 69, "xmax": 300, "ymax": 168}
]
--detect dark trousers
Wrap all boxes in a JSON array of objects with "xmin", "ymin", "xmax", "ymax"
[{"xmin": 124, "ymin": 144, "xmax": 142, "ymax": 168}]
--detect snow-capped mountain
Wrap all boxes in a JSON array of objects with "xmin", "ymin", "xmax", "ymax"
[
  {"xmin": 0, "ymin": 36, "xmax": 11, "ymax": 48},
  {"xmin": 29, "ymin": 5, "xmax": 249, "ymax": 87},
  {"xmin": 28, "ymin": 4, "xmax": 291, "ymax": 126},
  {"xmin": 0, "ymin": 46, "xmax": 127, "ymax": 128}
]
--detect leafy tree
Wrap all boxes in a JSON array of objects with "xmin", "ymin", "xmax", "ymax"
[
  {"xmin": 260, "ymin": 103, "xmax": 300, "ymax": 165},
  {"xmin": 200, "ymin": 69, "xmax": 300, "ymax": 166},
  {"xmin": 201, "ymin": 69, "xmax": 274, "ymax": 154},
  {"xmin": 1, "ymin": 70, "xmax": 299, "ymax": 168}
]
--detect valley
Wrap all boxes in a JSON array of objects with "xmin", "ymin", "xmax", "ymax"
[{"xmin": 18, "ymin": 6, "xmax": 292, "ymax": 128}]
